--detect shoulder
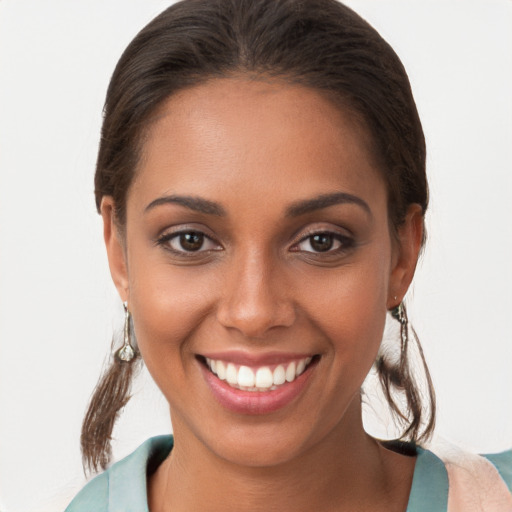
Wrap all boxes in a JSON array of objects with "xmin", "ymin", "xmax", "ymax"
[
  {"xmin": 64, "ymin": 470, "xmax": 109, "ymax": 512},
  {"xmin": 64, "ymin": 435, "xmax": 174, "ymax": 512},
  {"xmin": 427, "ymin": 442, "xmax": 512, "ymax": 511},
  {"xmin": 484, "ymin": 449, "xmax": 512, "ymax": 491},
  {"xmin": 406, "ymin": 443, "xmax": 512, "ymax": 512},
  {"xmin": 436, "ymin": 442, "xmax": 512, "ymax": 491}
]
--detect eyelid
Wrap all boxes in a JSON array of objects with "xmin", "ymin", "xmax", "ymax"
[
  {"xmin": 290, "ymin": 223, "xmax": 352, "ymax": 244},
  {"xmin": 154, "ymin": 223, "xmax": 216, "ymax": 241},
  {"xmin": 154, "ymin": 225, "xmax": 223, "ymax": 254},
  {"xmin": 289, "ymin": 226, "xmax": 355, "ymax": 254}
]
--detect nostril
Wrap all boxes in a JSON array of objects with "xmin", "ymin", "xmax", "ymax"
[{"xmin": 216, "ymin": 298, "xmax": 296, "ymax": 338}]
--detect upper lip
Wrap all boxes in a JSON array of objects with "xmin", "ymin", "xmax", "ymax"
[{"xmin": 198, "ymin": 350, "xmax": 317, "ymax": 366}]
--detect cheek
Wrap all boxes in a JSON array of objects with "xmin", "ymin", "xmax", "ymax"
[
  {"xmin": 127, "ymin": 256, "xmax": 220, "ymax": 381},
  {"xmin": 301, "ymin": 247, "xmax": 390, "ymax": 372}
]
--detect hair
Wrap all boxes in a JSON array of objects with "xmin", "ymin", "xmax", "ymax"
[{"xmin": 82, "ymin": 0, "xmax": 435, "ymax": 472}]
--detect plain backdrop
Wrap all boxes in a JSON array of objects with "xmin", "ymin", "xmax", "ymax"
[{"xmin": 1, "ymin": 1, "xmax": 511, "ymax": 510}]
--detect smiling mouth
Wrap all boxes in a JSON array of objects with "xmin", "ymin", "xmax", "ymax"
[{"xmin": 198, "ymin": 355, "xmax": 320, "ymax": 392}]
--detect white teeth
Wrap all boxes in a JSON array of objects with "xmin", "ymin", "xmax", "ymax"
[
  {"xmin": 273, "ymin": 365, "xmax": 286, "ymax": 385},
  {"xmin": 226, "ymin": 363, "xmax": 237, "ymax": 385},
  {"xmin": 216, "ymin": 360, "xmax": 226, "ymax": 380},
  {"xmin": 285, "ymin": 362, "xmax": 296, "ymax": 382},
  {"xmin": 206, "ymin": 356, "xmax": 315, "ymax": 390},
  {"xmin": 255, "ymin": 367, "xmax": 273, "ymax": 388},
  {"xmin": 238, "ymin": 366, "xmax": 255, "ymax": 387}
]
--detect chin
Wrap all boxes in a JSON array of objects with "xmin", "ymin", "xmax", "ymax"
[{"xmin": 207, "ymin": 426, "xmax": 318, "ymax": 468}]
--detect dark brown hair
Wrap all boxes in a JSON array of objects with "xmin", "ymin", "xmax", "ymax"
[{"xmin": 83, "ymin": 0, "xmax": 434, "ymax": 472}]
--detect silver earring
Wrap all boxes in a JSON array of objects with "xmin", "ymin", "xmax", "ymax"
[
  {"xmin": 391, "ymin": 302, "xmax": 408, "ymax": 353},
  {"xmin": 116, "ymin": 301, "xmax": 136, "ymax": 362}
]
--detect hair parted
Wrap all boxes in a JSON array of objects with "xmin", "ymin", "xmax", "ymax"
[{"xmin": 84, "ymin": 0, "xmax": 434, "ymax": 472}]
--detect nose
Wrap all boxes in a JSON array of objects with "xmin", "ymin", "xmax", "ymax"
[{"xmin": 216, "ymin": 250, "xmax": 296, "ymax": 338}]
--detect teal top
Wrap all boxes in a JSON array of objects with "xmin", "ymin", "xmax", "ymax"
[{"xmin": 65, "ymin": 435, "xmax": 512, "ymax": 512}]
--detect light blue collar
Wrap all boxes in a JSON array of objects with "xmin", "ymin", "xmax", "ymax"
[{"xmin": 105, "ymin": 436, "xmax": 448, "ymax": 512}]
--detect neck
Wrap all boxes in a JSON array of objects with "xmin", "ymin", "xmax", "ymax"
[{"xmin": 149, "ymin": 401, "xmax": 415, "ymax": 512}]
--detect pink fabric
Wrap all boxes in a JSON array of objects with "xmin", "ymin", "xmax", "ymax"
[{"xmin": 433, "ymin": 443, "xmax": 512, "ymax": 512}]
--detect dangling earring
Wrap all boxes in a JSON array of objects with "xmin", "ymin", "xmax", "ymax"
[
  {"xmin": 391, "ymin": 301, "xmax": 408, "ymax": 354},
  {"xmin": 81, "ymin": 301, "xmax": 140, "ymax": 472},
  {"xmin": 116, "ymin": 301, "xmax": 136, "ymax": 362}
]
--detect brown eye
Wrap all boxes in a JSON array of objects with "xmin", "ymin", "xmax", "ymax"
[
  {"xmin": 157, "ymin": 230, "xmax": 221, "ymax": 254},
  {"xmin": 310, "ymin": 234, "xmax": 333, "ymax": 252},
  {"xmin": 179, "ymin": 232, "xmax": 204, "ymax": 251},
  {"xmin": 293, "ymin": 231, "xmax": 353, "ymax": 255}
]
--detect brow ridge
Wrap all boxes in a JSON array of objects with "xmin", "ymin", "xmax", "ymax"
[
  {"xmin": 285, "ymin": 192, "xmax": 372, "ymax": 217},
  {"xmin": 144, "ymin": 195, "xmax": 226, "ymax": 216}
]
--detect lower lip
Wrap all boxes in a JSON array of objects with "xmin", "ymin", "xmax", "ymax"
[{"xmin": 200, "ymin": 361, "xmax": 316, "ymax": 415}]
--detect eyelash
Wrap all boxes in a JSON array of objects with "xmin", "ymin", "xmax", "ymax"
[
  {"xmin": 291, "ymin": 230, "xmax": 355, "ymax": 256},
  {"xmin": 155, "ymin": 228, "xmax": 354, "ymax": 258},
  {"xmin": 155, "ymin": 230, "xmax": 221, "ymax": 256}
]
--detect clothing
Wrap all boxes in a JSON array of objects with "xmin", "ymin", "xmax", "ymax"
[{"xmin": 65, "ymin": 435, "xmax": 512, "ymax": 512}]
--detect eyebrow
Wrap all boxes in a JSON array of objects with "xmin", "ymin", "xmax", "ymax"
[
  {"xmin": 144, "ymin": 191, "xmax": 371, "ymax": 218},
  {"xmin": 285, "ymin": 192, "xmax": 372, "ymax": 217},
  {"xmin": 144, "ymin": 195, "xmax": 226, "ymax": 216}
]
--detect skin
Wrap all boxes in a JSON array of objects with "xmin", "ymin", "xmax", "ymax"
[{"xmin": 102, "ymin": 78, "xmax": 423, "ymax": 511}]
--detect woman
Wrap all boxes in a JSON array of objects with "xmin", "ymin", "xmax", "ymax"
[{"xmin": 64, "ymin": 0, "xmax": 512, "ymax": 510}]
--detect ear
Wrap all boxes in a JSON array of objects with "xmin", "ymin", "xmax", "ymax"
[
  {"xmin": 100, "ymin": 196, "xmax": 129, "ymax": 302},
  {"xmin": 387, "ymin": 204, "xmax": 424, "ymax": 309}
]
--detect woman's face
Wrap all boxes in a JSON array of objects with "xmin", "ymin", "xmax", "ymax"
[{"xmin": 103, "ymin": 78, "xmax": 421, "ymax": 467}]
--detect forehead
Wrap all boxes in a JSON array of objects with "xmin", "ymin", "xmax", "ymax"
[{"xmin": 130, "ymin": 77, "xmax": 386, "ymax": 214}]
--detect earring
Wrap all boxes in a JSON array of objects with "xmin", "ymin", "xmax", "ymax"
[
  {"xmin": 116, "ymin": 301, "xmax": 136, "ymax": 362},
  {"xmin": 391, "ymin": 302, "xmax": 408, "ymax": 353}
]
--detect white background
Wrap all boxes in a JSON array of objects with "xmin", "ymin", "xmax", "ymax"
[{"xmin": 1, "ymin": 1, "xmax": 511, "ymax": 510}]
